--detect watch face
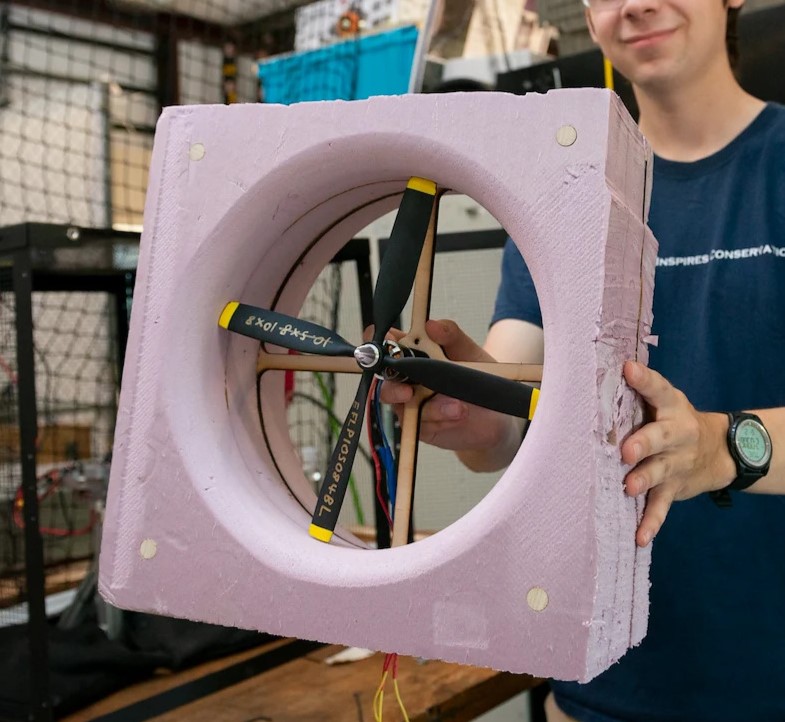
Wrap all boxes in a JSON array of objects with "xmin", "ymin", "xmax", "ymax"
[{"xmin": 735, "ymin": 418, "xmax": 772, "ymax": 469}]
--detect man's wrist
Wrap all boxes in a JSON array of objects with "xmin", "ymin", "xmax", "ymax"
[{"xmin": 711, "ymin": 412, "xmax": 737, "ymax": 491}]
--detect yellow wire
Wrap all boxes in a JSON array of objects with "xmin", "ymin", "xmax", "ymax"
[
  {"xmin": 393, "ymin": 679, "xmax": 411, "ymax": 722},
  {"xmin": 604, "ymin": 57, "xmax": 615, "ymax": 91},
  {"xmin": 374, "ymin": 657, "xmax": 410, "ymax": 722},
  {"xmin": 373, "ymin": 671, "xmax": 388, "ymax": 722}
]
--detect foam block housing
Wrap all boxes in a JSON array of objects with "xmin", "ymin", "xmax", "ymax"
[{"xmin": 99, "ymin": 89, "xmax": 658, "ymax": 682}]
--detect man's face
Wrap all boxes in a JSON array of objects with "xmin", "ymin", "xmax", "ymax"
[{"xmin": 585, "ymin": 0, "xmax": 743, "ymax": 92}]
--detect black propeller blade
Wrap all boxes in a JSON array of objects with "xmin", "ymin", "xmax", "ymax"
[
  {"xmin": 310, "ymin": 177, "xmax": 438, "ymax": 542},
  {"xmin": 372, "ymin": 177, "xmax": 437, "ymax": 345},
  {"xmin": 385, "ymin": 356, "xmax": 540, "ymax": 420},
  {"xmin": 308, "ymin": 371, "xmax": 373, "ymax": 543},
  {"xmin": 219, "ymin": 302, "xmax": 356, "ymax": 357}
]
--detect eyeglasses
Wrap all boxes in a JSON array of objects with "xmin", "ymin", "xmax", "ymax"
[{"xmin": 581, "ymin": 0, "xmax": 625, "ymax": 10}]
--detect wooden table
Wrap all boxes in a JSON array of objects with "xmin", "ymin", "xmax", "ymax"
[{"xmin": 63, "ymin": 639, "xmax": 542, "ymax": 722}]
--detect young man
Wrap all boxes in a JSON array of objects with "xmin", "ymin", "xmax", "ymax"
[{"xmin": 385, "ymin": 0, "xmax": 785, "ymax": 719}]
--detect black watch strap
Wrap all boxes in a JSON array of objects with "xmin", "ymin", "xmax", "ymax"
[
  {"xmin": 713, "ymin": 412, "xmax": 773, "ymax": 507},
  {"xmin": 709, "ymin": 489, "xmax": 733, "ymax": 508},
  {"xmin": 727, "ymin": 411, "xmax": 772, "ymax": 490}
]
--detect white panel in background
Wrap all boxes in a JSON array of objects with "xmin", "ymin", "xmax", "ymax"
[
  {"xmin": 0, "ymin": 76, "xmax": 107, "ymax": 227},
  {"xmin": 359, "ymin": 193, "xmax": 502, "ymax": 240}
]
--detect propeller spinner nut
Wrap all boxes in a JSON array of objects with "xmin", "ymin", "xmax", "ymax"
[{"xmin": 354, "ymin": 343, "xmax": 381, "ymax": 370}]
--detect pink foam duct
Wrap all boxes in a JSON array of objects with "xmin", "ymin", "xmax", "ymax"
[{"xmin": 99, "ymin": 89, "xmax": 657, "ymax": 682}]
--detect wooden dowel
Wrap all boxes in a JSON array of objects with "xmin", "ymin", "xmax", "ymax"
[
  {"xmin": 391, "ymin": 396, "xmax": 426, "ymax": 547},
  {"xmin": 256, "ymin": 352, "xmax": 360, "ymax": 374}
]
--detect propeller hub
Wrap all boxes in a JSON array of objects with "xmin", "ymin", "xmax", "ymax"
[
  {"xmin": 354, "ymin": 343, "xmax": 381, "ymax": 370},
  {"xmin": 381, "ymin": 340, "xmax": 428, "ymax": 382}
]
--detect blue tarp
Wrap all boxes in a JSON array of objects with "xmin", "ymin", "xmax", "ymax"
[{"xmin": 258, "ymin": 25, "xmax": 418, "ymax": 105}]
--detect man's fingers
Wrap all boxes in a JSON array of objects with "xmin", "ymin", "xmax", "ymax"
[
  {"xmin": 424, "ymin": 319, "xmax": 494, "ymax": 363},
  {"xmin": 419, "ymin": 420, "xmax": 470, "ymax": 446},
  {"xmin": 621, "ymin": 418, "xmax": 680, "ymax": 465},
  {"xmin": 421, "ymin": 395, "xmax": 467, "ymax": 423},
  {"xmin": 624, "ymin": 453, "xmax": 673, "ymax": 496},
  {"xmin": 379, "ymin": 381, "xmax": 413, "ymax": 405},
  {"xmin": 636, "ymin": 484, "xmax": 675, "ymax": 547},
  {"xmin": 624, "ymin": 360, "xmax": 680, "ymax": 411},
  {"xmin": 363, "ymin": 325, "xmax": 406, "ymax": 343},
  {"xmin": 621, "ymin": 362, "xmax": 712, "ymax": 546},
  {"xmin": 379, "ymin": 387, "xmax": 469, "ymax": 423}
]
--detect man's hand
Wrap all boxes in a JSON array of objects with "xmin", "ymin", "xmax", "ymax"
[
  {"xmin": 379, "ymin": 319, "xmax": 524, "ymax": 471},
  {"xmin": 621, "ymin": 360, "xmax": 736, "ymax": 547}
]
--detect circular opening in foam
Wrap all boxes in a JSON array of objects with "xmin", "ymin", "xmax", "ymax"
[
  {"xmin": 255, "ymin": 192, "xmax": 541, "ymax": 549},
  {"xmin": 168, "ymin": 134, "xmax": 546, "ymax": 577}
]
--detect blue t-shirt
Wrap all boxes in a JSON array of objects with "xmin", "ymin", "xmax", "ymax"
[{"xmin": 492, "ymin": 104, "xmax": 785, "ymax": 722}]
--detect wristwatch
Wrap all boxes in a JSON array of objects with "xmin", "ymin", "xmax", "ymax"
[{"xmin": 725, "ymin": 411, "xmax": 773, "ymax": 491}]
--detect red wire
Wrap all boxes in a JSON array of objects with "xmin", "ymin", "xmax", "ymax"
[
  {"xmin": 13, "ymin": 470, "xmax": 98, "ymax": 537},
  {"xmin": 37, "ymin": 469, "xmax": 62, "ymax": 502},
  {"xmin": 367, "ymin": 379, "xmax": 393, "ymax": 529},
  {"xmin": 380, "ymin": 652, "xmax": 399, "ymax": 678},
  {"xmin": 0, "ymin": 354, "xmax": 17, "ymax": 384}
]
